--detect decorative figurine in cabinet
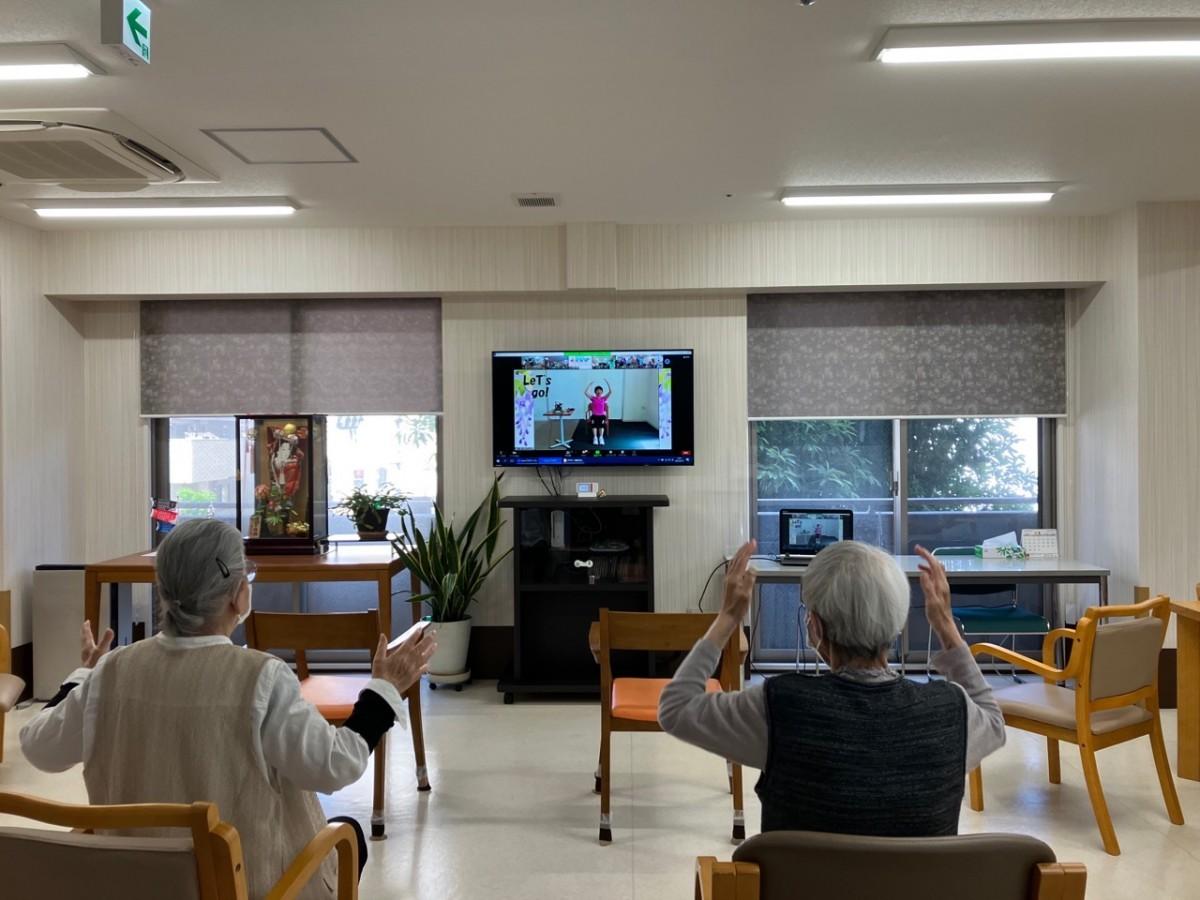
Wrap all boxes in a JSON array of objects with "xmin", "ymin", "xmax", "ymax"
[{"xmin": 236, "ymin": 415, "xmax": 328, "ymax": 554}]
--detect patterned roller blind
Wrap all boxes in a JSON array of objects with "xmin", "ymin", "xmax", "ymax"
[
  {"xmin": 748, "ymin": 290, "xmax": 1066, "ymax": 419},
  {"xmin": 140, "ymin": 298, "xmax": 442, "ymax": 415}
]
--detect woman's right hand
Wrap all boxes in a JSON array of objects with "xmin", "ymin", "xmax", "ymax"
[
  {"xmin": 81, "ymin": 620, "xmax": 115, "ymax": 668},
  {"xmin": 372, "ymin": 628, "xmax": 437, "ymax": 694},
  {"xmin": 915, "ymin": 545, "xmax": 964, "ymax": 649}
]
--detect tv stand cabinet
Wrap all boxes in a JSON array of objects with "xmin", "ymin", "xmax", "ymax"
[{"xmin": 497, "ymin": 494, "xmax": 669, "ymax": 703}]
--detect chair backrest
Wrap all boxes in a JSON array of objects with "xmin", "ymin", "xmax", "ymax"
[
  {"xmin": 931, "ymin": 546, "xmax": 976, "ymax": 557},
  {"xmin": 597, "ymin": 610, "xmax": 741, "ymax": 697},
  {"xmin": 732, "ymin": 831, "xmax": 1068, "ymax": 900},
  {"xmin": 0, "ymin": 793, "xmax": 237, "ymax": 900},
  {"xmin": 245, "ymin": 610, "xmax": 382, "ymax": 680},
  {"xmin": 1076, "ymin": 591, "xmax": 1169, "ymax": 705}
]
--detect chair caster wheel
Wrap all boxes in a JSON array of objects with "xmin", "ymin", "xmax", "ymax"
[
  {"xmin": 732, "ymin": 824, "xmax": 746, "ymax": 843},
  {"xmin": 503, "ymin": 692, "xmax": 514, "ymax": 705},
  {"xmin": 599, "ymin": 828, "xmax": 612, "ymax": 844},
  {"xmin": 429, "ymin": 683, "xmax": 437, "ymax": 690},
  {"xmin": 454, "ymin": 684, "xmax": 463, "ymax": 692}
]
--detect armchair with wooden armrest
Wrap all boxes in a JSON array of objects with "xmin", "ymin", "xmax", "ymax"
[
  {"xmin": 0, "ymin": 622, "xmax": 27, "ymax": 764},
  {"xmin": 0, "ymin": 791, "xmax": 357, "ymax": 900},
  {"xmin": 968, "ymin": 589, "xmax": 1184, "ymax": 856},
  {"xmin": 695, "ymin": 831, "xmax": 1087, "ymax": 900}
]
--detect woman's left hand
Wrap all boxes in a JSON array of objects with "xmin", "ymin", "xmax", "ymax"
[{"xmin": 81, "ymin": 620, "xmax": 115, "ymax": 668}]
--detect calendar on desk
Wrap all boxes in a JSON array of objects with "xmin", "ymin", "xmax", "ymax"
[{"xmin": 1021, "ymin": 529, "xmax": 1060, "ymax": 559}]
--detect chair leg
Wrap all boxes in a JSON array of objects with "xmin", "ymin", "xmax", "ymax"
[
  {"xmin": 726, "ymin": 759, "xmax": 733, "ymax": 794},
  {"xmin": 599, "ymin": 726, "xmax": 612, "ymax": 844},
  {"xmin": 371, "ymin": 734, "xmax": 387, "ymax": 840},
  {"xmin": 407, "ymin": 685, "xmax": 431, "ymax": 792},
  {"xmin": 1047, "ymin": 738, "xmax": 1061, "ymax": 785},
  {"xmin": 1149, "ymin": 716, "xmax": 1185, "ymax": 826},
  {"xmin": 594, "ymin": 754, "xmax": 602, "ymax": 794},
  {"xmin": 730, "ymin": 762, "xmax": 745, "ymax": 843},
  {"xmin": 1079, "ymin": 744, "xmax": 1120, "ymax": 855},
  {"xmin": 0, "ymin": 711, "xmax": 5, "ymax": 764},
  {"xmin": 968, "ymin": 766, "xmax": 984, "ymax": 812}
]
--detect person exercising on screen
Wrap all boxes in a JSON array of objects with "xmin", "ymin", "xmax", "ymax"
[{"xmin": 584, "ymin": 380, "xmax": 612, "ymax": 446}]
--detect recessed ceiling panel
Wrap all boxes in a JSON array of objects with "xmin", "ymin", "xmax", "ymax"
[{"xmin": 203, "ymin": 127, "xmax": 356, "ymax": 164}]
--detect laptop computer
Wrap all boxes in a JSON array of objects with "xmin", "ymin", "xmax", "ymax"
[{"xmin": 776, "ymin": 509, "xmax": 854, "ymax": 566}]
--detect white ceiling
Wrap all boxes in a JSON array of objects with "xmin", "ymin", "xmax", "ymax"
[{"xmin": 2, "ymin": 0, "xmax": 1199, "ymax": 229}]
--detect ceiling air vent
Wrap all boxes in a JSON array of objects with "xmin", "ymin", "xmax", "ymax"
[{"xmin": 514, "ymin": 193, "xmax": 559, "ymax": 208}]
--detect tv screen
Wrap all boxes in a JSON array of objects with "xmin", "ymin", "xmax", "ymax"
[{"xmin": 492, "ymin": 349, "xmax": 695, "ymax": 467}]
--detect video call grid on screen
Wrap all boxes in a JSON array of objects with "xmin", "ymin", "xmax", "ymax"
[{"xmin": 491, "ymin": 349, "xmax": 695, "ymax": 467}]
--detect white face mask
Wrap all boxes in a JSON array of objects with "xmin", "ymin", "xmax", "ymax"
[
  {"xmin": 236, "ymin": 582, "xmax": 253, "ymax": 627},
  {"xmin": 805, "ymin": 613, "xmax": 828, "ymax": 667}
]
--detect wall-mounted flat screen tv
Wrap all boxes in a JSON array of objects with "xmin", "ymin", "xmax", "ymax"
[{"xmin": 492, "ymin": 349, "xmax": 695, "ymax": 467}]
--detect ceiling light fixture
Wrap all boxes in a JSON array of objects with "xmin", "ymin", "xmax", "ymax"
[
  {"xmin": 875, "ymin": 19, "xmax": 1200, "ymax": 64},
  {"xmin": 30, "ymin": 198, "xmax": 298, "ymax": 219},
  {"xmin": 0, "ymin": 43, "xmax": 102, "ymax": 80},
  {"xmin": 780, "ymin": 184, "xmax": 1060, "ymax": 208}
]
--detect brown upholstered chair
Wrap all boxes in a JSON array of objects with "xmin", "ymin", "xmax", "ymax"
[
  {"xmin": 244, "ymin": 610, "xmax": 430, "ymax": 840},
  {"xmin": 0, "ymin": 791, "xmax": 358, "ymax": 900},
  {"xmin": 696, "ymin": 831, "xmax": 1086, "ymax": 900},
  {"xmin": 594, "ymin": 609, "xmax": 744, "ymax": 844},
  {"xmin": 968, "ymin": 589, "xmax": 1183, "ymax": 856},
  {"xmin": 0, "ymin": 623, "xmax": 26, "ymax": 764}
]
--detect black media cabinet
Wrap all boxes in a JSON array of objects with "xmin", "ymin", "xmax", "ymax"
[{"xmin": 496, "ymin": 494, "xmax": 669, "ymax": 703}]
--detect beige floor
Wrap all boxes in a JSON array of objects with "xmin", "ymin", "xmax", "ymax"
[{"xmin": 4, "ymin": 681, "xmax": 1200, "ymax": 899}]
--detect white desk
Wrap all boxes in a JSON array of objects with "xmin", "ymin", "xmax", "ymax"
[{"xmin": 751, "ymin": 556, "xmax": 1110, "ymax": 606}]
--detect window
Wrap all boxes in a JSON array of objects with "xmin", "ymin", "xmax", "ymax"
[
  {"xmin": 753, "ymin": 420, "xmax": 895, "ymax": 657},
  {"xmin": 161, "ymin": 414, "xmax": 439, "ymax": 534},
  {"xmin": 752, "ymin": 417, "xmax": 1050, "ymax": 662}
]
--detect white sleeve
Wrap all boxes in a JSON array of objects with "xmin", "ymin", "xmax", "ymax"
[
  {"xmin": 19, "ymin": 667, "xmax": 94, "ymax": 773},
  {"xmin": 257, "ymin": 659, "xmax": 380, "ymax": 795}
]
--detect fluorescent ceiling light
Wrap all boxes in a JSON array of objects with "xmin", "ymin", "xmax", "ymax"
[
  {"xmin": 0, "ymin": 43, "xmax": 102, "ymax": 79},
  {"xmin": 875, "ymin": 20, "xmax": 1200, "ymax": 64},
  {"xmin": 780, "ymin": 184, "xmax": 1060, "ymax": 208},
  {"xmin": 31, "ymin": 199, "xmax": 298, "ymax": 219},
  {"xmin": 0, "ymin": 64, "xmax": 91, "ymax": 81}
]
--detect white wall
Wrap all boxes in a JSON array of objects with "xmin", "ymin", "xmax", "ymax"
[{"xmin": 442, "ymin": 293, "xmax": 748, "ymax": 626}]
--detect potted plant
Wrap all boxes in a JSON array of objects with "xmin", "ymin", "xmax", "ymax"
[
  {"xmin": 335, "ymin": 485, "xmax": 409, "ymax": 539},
  {"xmin": 391, "ymin": 475, "xmax": 510, "ymax": 688}
]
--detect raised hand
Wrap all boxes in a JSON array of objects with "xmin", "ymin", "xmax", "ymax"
[
  {"xmin": 372, "ymin": 628, "xmax": 438, "ymax": 695},
  {"xmin": 81, "ymin": 620, "xmax": 115, "ymax": 668},
  {"xmin": 720, "ymin": 540, "xmax": 758, "ymax": 624},
  {"xmin": 915, "ymin": 545, "xmax": 963, "ymax": 649}
]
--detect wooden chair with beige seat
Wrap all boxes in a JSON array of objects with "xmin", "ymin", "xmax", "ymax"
[
  {"xmin": 695, "ymin": 831, "xmax": 1087, "ymax": 900},
  {"xmin": 0, "ymin": 791, "xmax": 358, "ymax": 900},
  {"xmin": 0, "ymin": 620, "xmax": 27, "ymax": 763},
  {"xmin": 968, "ymin": 589, "xmax": 1183, "ymax": 856},
  {"xmin": 244, "ymin": 610, "xmax": 430, "ymax": 840},
  {"xmin": 595, "ymin": 609, "xmax": 744, "ymax": 844}
]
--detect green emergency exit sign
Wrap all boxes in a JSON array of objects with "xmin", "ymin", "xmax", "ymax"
[{"xmin": 101, "ymin": 0, "xmax": 152, "ymax": 65}]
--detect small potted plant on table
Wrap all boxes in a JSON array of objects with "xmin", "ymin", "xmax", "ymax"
[
  {"xmin": 335, "ymin": 485, "xmax": 409, "ymax": 540},
  {"xmin": 391, "ymin": 475, "xmax": 509, "ymax": 691}
]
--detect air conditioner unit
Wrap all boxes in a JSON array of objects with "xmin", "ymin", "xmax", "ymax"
[{"xmin": 0, "ymin": 109, "xmax": 214, "ymax": 189}]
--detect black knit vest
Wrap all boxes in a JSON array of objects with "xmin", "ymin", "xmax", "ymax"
[{"xmin": 756, "ymin": 673, "xmax": 966, "ymax": 837}]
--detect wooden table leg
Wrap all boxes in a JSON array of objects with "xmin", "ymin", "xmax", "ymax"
[
  {"xmin": 1177, "ymin": 614, "xmax": 1200, "ymax": 780},
  {"xmin": 377, "ymin": 573, "xmax": 392, "ymax": 640},
  {"xmin": 84, "ymin": 571, "xmax": 101, "ymax": 640},
  {"xmin": 409, "ymin": 571, "xmax": 422, "ymax": 628},
  {"xmin": 371, "ymin": 733, "xmax": 387, "ymax": 839}
]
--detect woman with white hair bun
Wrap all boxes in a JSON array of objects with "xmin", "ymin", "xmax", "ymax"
[
  {"xmin": 21, "ymin": 518, "xmax": 436, "ymax": 899},
  {"xmin": 659, "ymin": 540, "xmax": 1005, "ymax": 838}
]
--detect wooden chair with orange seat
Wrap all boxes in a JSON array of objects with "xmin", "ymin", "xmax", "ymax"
[
  {"xmin": 695, "ymin": 831, "xmax": 1086, "ymax": 900},
  {"xmin": 595, "ymin": 609, "xmax": 744, "ymax": 844},
  {"xmin": 245, "ymin": 610, "xmax": 429, "ymax": 840},
  {"xmin": 967, "ymin": 589, "xmax": 1183, "ymax": 856},
  {"xmin": 0, "ymin": 791, "xmax": 358, "ymax": 899}
]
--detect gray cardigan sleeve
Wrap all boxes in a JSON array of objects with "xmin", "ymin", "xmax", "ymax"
[
  {"xmin": 932, "ymin": 642, "xmax": 1008, "ymax": 771},
  {"xmin": 657, "ymin": 638, "xmax": 768, "ymax": 770}
]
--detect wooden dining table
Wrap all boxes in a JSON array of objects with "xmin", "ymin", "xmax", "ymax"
[{"xmin": 84, "ymin": 542, "xmax": 421, "ymax": 640}]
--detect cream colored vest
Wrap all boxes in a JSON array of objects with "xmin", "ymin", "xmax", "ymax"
[{"xmin": 84, "ymin": 639, "xmax": 336, "ymax": 900}]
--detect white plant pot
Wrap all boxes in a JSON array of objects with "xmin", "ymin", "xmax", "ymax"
[{"xmin": 424, "ymin": 616, "xmax": 471, "ymax": 676}]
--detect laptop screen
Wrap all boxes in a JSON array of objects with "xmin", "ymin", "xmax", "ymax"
[{"xmin": 779, "ymin": 509, "xmax": 854, "ymax": 556}]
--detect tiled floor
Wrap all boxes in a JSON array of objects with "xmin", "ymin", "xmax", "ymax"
[{"xmin": 4, "ymin": 680, "xmax": 1200, "ymax": 899}]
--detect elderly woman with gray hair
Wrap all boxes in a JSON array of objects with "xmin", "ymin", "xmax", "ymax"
[
  {"xmin": 21, "ymin": 518, "xmax": 435, "ymax": 899},
  {"xmin": 659, "ymin": 541, "xmax": 1005, "ymax": 837}
]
